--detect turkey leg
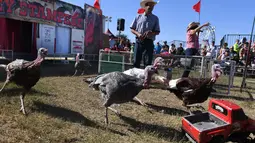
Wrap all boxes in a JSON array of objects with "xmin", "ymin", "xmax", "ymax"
[
  {"xmin": 134, "ymin": 97, "xmax": 147, "ymax": 106},
  {"xmin": 19, "ymin": 91, "xmax": 27, "ymax": 115},
  {"xmin": 81, "ymin": 71, "xmax": 85, "ymax": 76},
  {"xmin": 0, "ymin": 79, "xmax": 10, "ymax": 92},
  {"xmin": 73, "ymin": 70, "xmax": 78, "ymax": 76},
  {"xmin": 186, "ymin": 104, "xmax": 205, "ymax": 110},
  {"xmin": 182, "ymin": 103, "xmax": 193, "ymax": 115},
  {"xmin": 105, "ymin": 108, "xmax": 109, "ymax": 125}
]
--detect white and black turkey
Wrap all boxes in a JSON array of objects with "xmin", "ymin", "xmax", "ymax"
[
  {"xmin": 85, "ymin": 57, "xmax": 165, "ymax": 90},
  {"xmin": 0, "ymin": 47, "xmax": 48, "ymax": 114},
  {"xmin": 162, "ymin": 64, "xmax": 223, "ymax": 114},
  {"xmin": 97, "ymin": 65, "xmax": 157, "ymax": 124},
  {"xmin": 73, "ymin": 53, "xmax": 92, "ymax": 76}
]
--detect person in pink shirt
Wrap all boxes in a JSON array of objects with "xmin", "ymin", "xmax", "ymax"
[{"xmin": 182, "ymin": 21, "xmax": 210, "ymax": 77}]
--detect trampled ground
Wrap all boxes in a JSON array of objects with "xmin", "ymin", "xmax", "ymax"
[{"xmin": 0, "ymin": 62, "xmax": 254, "ymax": 143}]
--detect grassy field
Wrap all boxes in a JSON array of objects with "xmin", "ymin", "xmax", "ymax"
[{"xmin": 0, "ymin": 61, "xmax": 254, "ymax": 143}]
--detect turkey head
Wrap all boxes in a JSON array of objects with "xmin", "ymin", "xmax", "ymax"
[
  {"xmin": 143, "ymin": 65, "xmax": 158, "ymax": 88},
  {"xmin": 153, "ymin": 57, "xmax": 164, "ymax": 69},
  {"xmin": 38, "ymin": 47, "xmax": 48, "ymax": 58},
  {"xmin": 31, "ymin": 48, "xmax": 48, "ymax": 67},
  {"xmin": 211, "ymin": 64, "xmax": 223, "ymax": 83}
]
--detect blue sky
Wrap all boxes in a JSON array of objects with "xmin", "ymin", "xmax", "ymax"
[{"xmin": 63, "ymin": 0, "xmax": 255, "ymax": 44}]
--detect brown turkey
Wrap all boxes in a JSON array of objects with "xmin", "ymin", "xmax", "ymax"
[
  {"xmin": 164, "ymin": 64, "xmax": 223, "ymax": 114},
  {"xmin": 0, "ymin": 47, "xmax": 48, "ymax": 114}
]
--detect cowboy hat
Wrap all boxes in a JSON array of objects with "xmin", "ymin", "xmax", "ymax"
[
  {"xmin": 140, "ymin": 0, "xmax": 159, "ymax": 8},
  {"xmin": 187, "ymin": 22, "xmax": 200, "ymax": 29}
]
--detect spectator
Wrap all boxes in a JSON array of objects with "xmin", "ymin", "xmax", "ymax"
[
  {"xmin": 233, "ymin": 39, "xmax": 240, "ymax": 54},
  {"xmin": 182, "ymin": 21, "xmax": 210, "ymax": 77},
  {"xmin": 160, "ymin": 45, "xmax": 170, "ymax": 56},
  {"xmin": 109, "ymin": 35, "xmax": 116, "ymax": 49},
  {"xmin": 130, "ymin": 42, "xmax": 135, "ymax": 53},
  {"xmin": 154, "ymin": 42, "xmax": 162, "ymax": 54},
  {"xmin": 239, "ymin": 42, "xmax": 249, "ymax": 65},
  {"xmin": 176, "ymin": 43, "xmax": 184, "ymax": 55},
  {"xmin": 163, "ymin": 41, "xmax": 169, "ymax": 50},
  {"xmin": 229, "ymin": 46, "xmax": 239, "ymax": 64},
  {"xmin": 201, "ymin": 45, "xmax": 207, "ymax": 56},
  {"xmin": 169, "ymin": 44, "xmax": 176, "ymax": 54},
  {"xmin": 209, "ymin": 41, "xmax": 217, "ymax": 59},
  {"xmin": 218, "ymin": 42, "xmax": 229, "ymax": 60}
]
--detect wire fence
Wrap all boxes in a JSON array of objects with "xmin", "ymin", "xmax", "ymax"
[{"xmin": 98, "ymin": 50, "xmax": 236, "ymax": 95}]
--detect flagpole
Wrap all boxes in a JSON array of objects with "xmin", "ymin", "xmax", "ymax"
[
  {"xmin": 199, "ymin": 0, "xmax": 201, "ymax": 23},
  {"xmin": 198, "ymin": 12, "xmax": 200, "ymax": 23}
]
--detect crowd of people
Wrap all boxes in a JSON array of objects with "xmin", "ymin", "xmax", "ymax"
[
  {"xmin": 106, "ymin": 35, "xmax": 135, "ymax": 52},
  {"xmin": 104, "ymin": 0, "xmax": 255, "ymax": 75},
  {"xmin": 216, "ymin": 38, "xmax": 255, "ymax": 68}
]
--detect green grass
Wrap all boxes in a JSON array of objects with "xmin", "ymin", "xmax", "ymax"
[{"xmin": 0, "ymin": 63, "xmax": 254, "ymax": 143}]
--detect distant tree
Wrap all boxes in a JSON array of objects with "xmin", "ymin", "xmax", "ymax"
[{"xmin": 116, "ymin": 33, "xmax": 128, "ymax": 41}]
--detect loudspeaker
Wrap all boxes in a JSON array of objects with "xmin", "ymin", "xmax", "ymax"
[{"xmin": 117, "ymin": 18, "xmax": 125, "ymax": 31}]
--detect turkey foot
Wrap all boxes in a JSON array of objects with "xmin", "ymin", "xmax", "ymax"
[
  {"xmin": 184, "ymin": 106, "xmax": 194, "ymax": 115},
  {"xmin": 72, "ymin": 70, "xmax": 78, "ymax": 76},
  {"xmin": 108, "ymin": 107, "xmax": 121, "ymax": 116},
  {"xmin": 19, "ymin": 106, "xmax": 26, "ymax": 115},
  {"xmin": 187, "ymin": 104, "xmax": 205, "ymax": 110},
  {"xmin": 134, "ymin": 97, "xmax": 147, "ymax": 106}
]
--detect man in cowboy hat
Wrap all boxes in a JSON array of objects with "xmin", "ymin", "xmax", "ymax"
[{"xmin": 130, "ymin": 0, "xmax": 160, "ymax": 68}]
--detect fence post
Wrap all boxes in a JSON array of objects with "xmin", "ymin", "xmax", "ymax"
[
  {"xmin": 231, "ymin": 60, "xmax": 236, "ymax": 87},
  {"xmin": 200, "ymin": 56, "xmax": 204, "ymax": 78},
  {"xmin": 98, "ymin": 51, "xmax": 102, "ymax": 74},
  {"xmin": 122, "ymin": 55, "xmax": 125, "ymax": 72},
  {"xmin": 227, "ymin": 60, "xmax": 236, "ymax": 95}
]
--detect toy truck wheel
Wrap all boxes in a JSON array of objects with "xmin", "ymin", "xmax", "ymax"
[{"xmin": 210, "ymin": 136, "xmax": 224, "ymax": 143}]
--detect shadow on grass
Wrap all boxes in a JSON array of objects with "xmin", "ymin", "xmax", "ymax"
[
  {"xmin": 39, "ymin": 61, "xmax": 98, "ymax": 78},
  {"xmin": 0, "ymin": 88, "xmax": 56, "ymax": 97},
  {"xmin": 118, "ymin": 115, "xmax": 187, "ymax": 142},
  {"xmin": 246, "ymin": 90, "xmax": 254, "ymax": 100},
  {"xmin": 32, "ymin": 101, "xmax": 126, "ymax": 136},
  {"xmin": 210, "ymin": 93, "xmax": 254, "ymax": 101},
  {"xmin": 146, "ymin": 103, "xmax": 189, "ymax": 116}
]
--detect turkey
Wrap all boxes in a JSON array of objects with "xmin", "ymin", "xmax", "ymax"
[
  {"xmin": 97, "ymin": 65, "xmax": 157, "ymax": 124},
  {"xmin": 73, "ymin": 53, "xmax": 92, "ymax": 76},
  {"xmin": 163, "ymin": 64, "xmax": 223, "ymax": 114},
  {"xmin": 85, "ymin": 57, "xmax": 165, "ymax": 90},
  {"xmin": 0, "ymin": 47, "xmax": 48, "ymax": 114}
]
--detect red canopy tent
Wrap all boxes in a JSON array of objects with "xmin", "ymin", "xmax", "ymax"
[{"xmin": 105, "ymin": 28, "xmax": 117, "ymax": 39}]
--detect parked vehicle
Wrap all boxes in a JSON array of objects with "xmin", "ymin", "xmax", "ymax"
[{"xmin": 182, "ymin": 99, "xmax": 255, "ymax": 143}]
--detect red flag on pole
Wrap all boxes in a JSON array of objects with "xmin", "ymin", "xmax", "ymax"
[
  {"xmin": 94, "ymin": 0, "xmax": 101, "ymax": 10},
  {"xmin": 193, "ymin": 0, "xmax": 201, "ymax": 13}
]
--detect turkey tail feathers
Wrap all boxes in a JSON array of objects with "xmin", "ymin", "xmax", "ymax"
[{"xmin": 84, "ymin": 77, "xmax": 95, "ymax": 83}]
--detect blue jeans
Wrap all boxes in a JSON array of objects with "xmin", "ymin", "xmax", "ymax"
[
  {"xmin": 133, "ymin": 38, "xmax": 154, "ymax": 68},
  {"xmin": 182, "ymin": 48, "xmax": 198, "ymax": 77}
]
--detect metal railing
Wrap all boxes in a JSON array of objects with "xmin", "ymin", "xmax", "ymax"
[
  {"xmin": 0, "ymin": 49, "xmax": 14, "ymax": 61},
  {"xmin": 98, "ymin": 49, "xmax": 236, "ymax": 95},
  {"xmin": 220, "ymin": 34, "xmax": 255, "ymax": 47}
]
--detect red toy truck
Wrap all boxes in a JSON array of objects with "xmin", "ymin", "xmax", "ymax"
[{"xmin": 182, "ymin": 99, "xmax": 255, "ymax": 143}]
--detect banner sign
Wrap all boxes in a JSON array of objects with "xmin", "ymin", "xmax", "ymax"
[
  {"xmin": 84, "ymin": 4, "xmax": 103, "ymax": 54},
  {"xmin": 0, "ymin": 0, "xmax": 84, "ymax": 29}
]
